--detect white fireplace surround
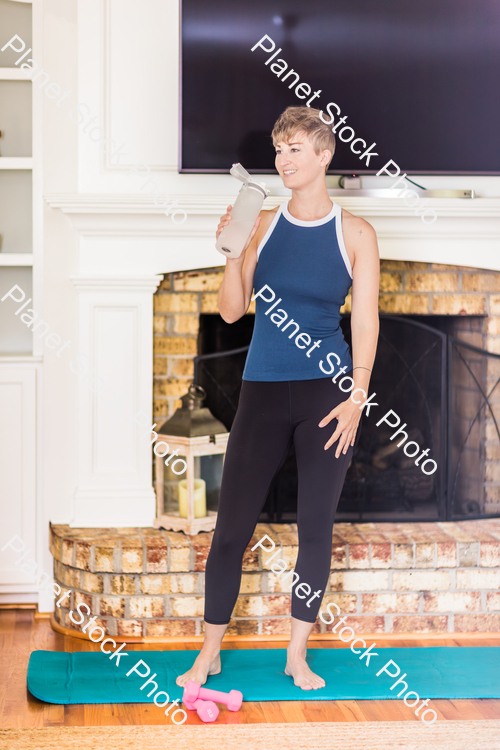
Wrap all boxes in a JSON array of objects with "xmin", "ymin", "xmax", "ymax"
[
  {"xmin": 43, "ymin": 186, "xmax": 500, "ymax": 520},
  {"xmin": 44, "ymin": 189, "xmax": 500, "ymax": 533},
  {"xmin": 2, "ymin": 0, "xmax": 500, "ymax": 611}
]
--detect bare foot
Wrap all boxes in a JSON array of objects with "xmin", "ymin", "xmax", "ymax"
[
  {"xmin": 285, "ymin": 657, "xmax": 326, "ymax": 690},
  {"xmin": 175, "ymin": 651, "xmax": 221, "ymax": 688}
]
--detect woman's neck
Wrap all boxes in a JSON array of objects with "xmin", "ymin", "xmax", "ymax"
[{"xmin": 288, "ymin": 182, "xmax": 332, "ymax": 222}]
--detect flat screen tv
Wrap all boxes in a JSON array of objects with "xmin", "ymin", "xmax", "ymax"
[{"xmin": 180, "ymin": 0, "xmax": 500, "ymax": 174}]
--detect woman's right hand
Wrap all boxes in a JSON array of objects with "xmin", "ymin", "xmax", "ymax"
[
  {"xmin": 216, "ymin": 205, "xmax": 262, "ymax": 257},
  {"xmin": 216, "ymin": 205, "xmax": 233, "ymax": 241}
]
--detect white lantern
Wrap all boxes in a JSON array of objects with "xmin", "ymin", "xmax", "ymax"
[{"xmin": 153, "ymin": 384, "xmax": 229, "ymax": 535}]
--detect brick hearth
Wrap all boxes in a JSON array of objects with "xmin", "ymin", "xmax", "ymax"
[{"xmin": 50, "ymin": 520, "xmax": 500, "ymax": 638}]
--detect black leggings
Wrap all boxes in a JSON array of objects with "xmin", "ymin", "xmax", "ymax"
[{"xmin": 204, "ymin": 375, "xmax": 361, "ymax": 625}]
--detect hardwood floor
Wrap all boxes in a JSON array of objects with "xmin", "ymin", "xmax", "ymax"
[{"xmin": 1, "ymin": 609, "xmax": 499, "ymax": 728}]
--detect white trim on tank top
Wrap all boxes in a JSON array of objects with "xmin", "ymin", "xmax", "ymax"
[
  {"xmin": 257, "ymin": 200, "xmax": 353, "ymax": 280},
  {"xmin": 333, "ymin": 203, "xmax": 353, "ymax": 279},
  {"xmin": 282, "ymin": 199, "xmax": 336, "ymax": 227},
  {"xmin": 256, "ymin": 205, "xmax": 283, "ymax": 258}
]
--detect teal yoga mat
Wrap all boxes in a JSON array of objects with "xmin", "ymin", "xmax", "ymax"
[{"xmin": 27, "ymin": 647, "xmax": 500, "ymax": 704}]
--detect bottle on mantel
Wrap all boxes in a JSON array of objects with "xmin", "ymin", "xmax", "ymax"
[{"xmin": 215, "ymin": 163, "xmax": 269, "ymax": 259}]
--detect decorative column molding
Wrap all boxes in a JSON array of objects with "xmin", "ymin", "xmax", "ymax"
[{"xmin": 69, "ymin": 273, "xmax": 163, "ymax": 527}]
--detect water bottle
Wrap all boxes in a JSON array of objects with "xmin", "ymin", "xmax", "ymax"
[{"xmin": 215, "ymin": 163, "xmax": 269, "ymax": 259}]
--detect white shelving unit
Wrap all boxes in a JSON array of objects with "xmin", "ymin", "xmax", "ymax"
[
  {"xmin": 0, "ymin": 63, "xmax": 33, "ymax": 263},
  {"xmin": 0, "ymin": 157, "xmax": 33, "ymax": 169},
  {"xmin": 0, "ymin": 66, "xmax": 28, "ymax": 80},
  {"xmin": 0, "ymin": 253, "xmax": 33, "ymax": 265},
  {"xmin": 0, "ymin": 51, "xmax": 33, "ymax": 317},
  {"xmin": 0, "ymin": 0, "xmax": 40, "ymax": 605}
]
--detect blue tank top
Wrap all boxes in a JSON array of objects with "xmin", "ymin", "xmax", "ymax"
[{"xmin": 242, "ymin": 200, "xmax": 353, "ymax": 382}]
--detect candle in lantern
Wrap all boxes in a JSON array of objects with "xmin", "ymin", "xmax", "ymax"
[{"xmin": 178, "ymin": 478, "xmax": 206, "ymax": 518}]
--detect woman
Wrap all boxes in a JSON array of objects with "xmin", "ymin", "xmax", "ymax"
[{"xmin": 177, "ymin": 106, "xmax": 380, "ymax": 691}]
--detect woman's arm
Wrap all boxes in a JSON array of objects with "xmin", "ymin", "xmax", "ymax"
[
  {"xmin": 348, "ymin": 218, "xmax": 380, "ymax": 397},
  {"xmin": 217, "ymin": 207, "xmax": 277, "ymax": 324},
  {"xmin": 320, "ymin": 215, "xmax": 380, "ymax": 456}
]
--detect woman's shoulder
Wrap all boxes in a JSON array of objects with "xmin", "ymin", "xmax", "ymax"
[
  {"xmin": 340, "ymin": 207, "xmax": 379, "ymax": 272},
  {"xmin": 254, "ymin": 205, "xmax": 280, "ymax": 242},
  {"xmin": 340, "ymin": 207, "xmax": 376, "ymax": 240},
  {"xmin": 260, "ymin": 205, "xmax": 280, "ymax": 222},
  {"xmin": 245, "ymin": 206, "xmax": 280, "ymax": 260}
]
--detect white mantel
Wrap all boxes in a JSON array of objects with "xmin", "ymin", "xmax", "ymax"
[{"xmin": 45, "ymin": 193, "xmax": 500, "ymax": 276}]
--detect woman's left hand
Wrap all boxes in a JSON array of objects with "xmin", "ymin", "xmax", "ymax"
[{"xmin": 319, "ymin": 398, "xmax": 361, "ymax": 457}]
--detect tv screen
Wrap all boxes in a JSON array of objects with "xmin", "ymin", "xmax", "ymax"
[{"xmin": 180, "ymin": 0, "xmax": 500, "ymax": 174}]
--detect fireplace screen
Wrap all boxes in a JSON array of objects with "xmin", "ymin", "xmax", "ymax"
[
  {"xmin": 195, "ymin": 314, "xmax": 500, "ymax": 522},
  {"xmin": 448, "ymin": 338, "xmax": 500, "ymax": 519}
]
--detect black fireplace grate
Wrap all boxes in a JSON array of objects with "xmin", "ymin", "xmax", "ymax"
[{"xmin": 194, "ymin": 315, "xmax": 500, "ymax": 522}]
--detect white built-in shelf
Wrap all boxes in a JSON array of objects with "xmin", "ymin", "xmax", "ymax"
[
  {"xmin": 0, "ymin": 157, "xmax": 32, "ymax": 169},
  {"xmin": 0, "ymin": 253, "xmax": 33, "ymax": 266},
  {"xmin": 0, "ymin": 355, "xmax": 42, "ymax": 363},
  {"xmin": 0, "ymin": 68, "xmax": 30, "ymax": 81}
]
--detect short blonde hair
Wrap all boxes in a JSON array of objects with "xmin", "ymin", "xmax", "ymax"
[{"xmin": 271, "ymin": 106, "xmax": 335, "ymax": 171}]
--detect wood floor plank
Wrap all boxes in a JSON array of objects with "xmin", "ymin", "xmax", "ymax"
[
  {"xmin": 258, "ymin": 700, "xmax": 288, "ymax": 723},
  {"xmin": 317, "ymin": 700, "xmax": 352, "ymax": 723},
  {"xmin": 435, "ymin": 699, "xmax": 496, "ymax": 721},
  {"xmin": 63, "ymin": 704, "xmax": 85, "ymax": 726},
  {"xmin": 274, "ymin": 700, "xmax": 309, "ymax": 723},
  {"xmin": 354, "ymin": 699, "xmax": 414, "ymax": 723},
  {"xmin": 84, "ymin": 704, "xmax": 118, "ymax": 727},
  {"xmin": 234, "ymin": 700, "xmax": 267, "ymax": 723},
  {"xmin": 301, "ymin": 700, "xmax": 339, "ymax": 723},
  {"xmin": 433, "ymin": 699, "xmax": 468, "ymax": 721},
  {"xmin": 473, "ymin": 699, "xmax": 500, "ymax": 720},
  {"xmin": 43, "ymin": 702, "xmax": 65, "ymax": 727},
  {"xmin": 335, "ymin": 699, "xmax": 369, "ymax": 722}
]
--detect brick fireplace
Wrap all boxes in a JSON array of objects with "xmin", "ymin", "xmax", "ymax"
[
  {"xmin": 153, "ymin": 260, "xmax": 500, "ymax": 519},
  {"xmin": 48, "ymin": 260, "xmax": 500, "ymax": 640}
]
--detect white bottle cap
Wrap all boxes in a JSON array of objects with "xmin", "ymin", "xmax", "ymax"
[
  {"xmin": 230, "ymin": 163, "xmax": 269, "ymax": 198},
  {"xmin": 230, "ymin": 163, "xmax": 252, "ymax": 182}
]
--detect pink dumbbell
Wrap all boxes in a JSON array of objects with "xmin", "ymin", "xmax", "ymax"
[
  {"xmin": 183, "ymin": 697, "xmax": 219, "ymax": 723},
  {"xmin": 183, "ymin": 680, "xmax": 243, "ymax": 711}
]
